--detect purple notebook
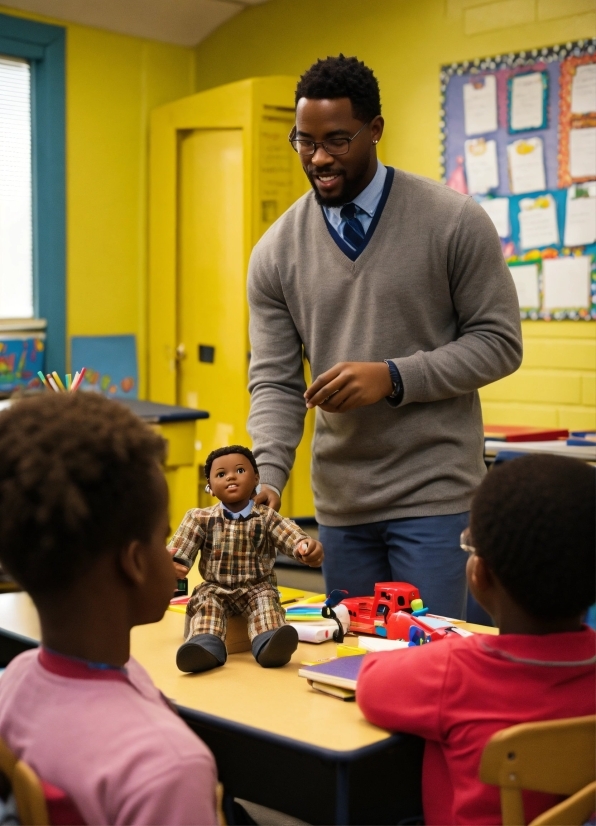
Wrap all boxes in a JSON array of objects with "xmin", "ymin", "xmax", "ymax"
[{"xmin": 298, "ymin": 655, "xmax": 365, "ymax": 690}]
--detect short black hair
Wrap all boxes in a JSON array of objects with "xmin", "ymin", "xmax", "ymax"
[
  {"xmin": 205, "ymin": 445, "xmax": 259, "ymax": 481},
  {"xmin": 470, "ymin": 454, "xmax": 595, "ymax": 620},
  {"xmin": 295, "ymin": 55, "xmax": 381, "ymax": 123},
  {"xmin": 0, "ymin": 392, "xmax": 166, "ymax": 595}
]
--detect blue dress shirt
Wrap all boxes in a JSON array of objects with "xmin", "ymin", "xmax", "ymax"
[
  {"xmin": 222, "ymin": 500, "xmax": 254, "ymax": 520},
  {"xmin": 323, "ymin": 162, "xmax": 387, "ymax": 244}
]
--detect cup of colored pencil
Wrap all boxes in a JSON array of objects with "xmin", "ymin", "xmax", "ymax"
[{"xmin": 37, "ymin": 368, "xmax": 86, "ymax": 393}]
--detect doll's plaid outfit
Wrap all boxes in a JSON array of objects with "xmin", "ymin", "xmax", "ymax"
[{"xmin": 168, "ymin": 503, "xmax": 308, "ymax": 642}]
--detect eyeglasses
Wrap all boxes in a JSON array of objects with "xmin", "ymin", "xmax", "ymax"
[
  {"xmin": 289, "ymin": 121, "xmax": 370, "ymax": 157},
  {"xmin": 460, "ymin": 528, "xmax": 476, "ymax": 554}
]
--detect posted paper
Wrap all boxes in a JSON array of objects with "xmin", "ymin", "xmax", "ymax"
[
  {"xmin": 542, "ymin": 255, "xmax": 591, "ymax": 310},
  {"xmin": 510, "ymin": 72, "xmax": 545, "ymax": 131},
  {"xmin": 464, "ymin": 138, "xmax": 499, "ymax": 195},
  {"xmin": 463, "ymin": 75, "xmax": 498, "ymax": 136},
  {"xmin": 571, "ymin": 63, "xmax": 596, "ymax": 115},
  {"xmin": 569, "ymin": 127, "xmax": 596, "ymax": 179},
  {"xmin": 480, "ymin": 197, "xmax": 510, "ymax": 238},
  {"xmin": 564, "ymin": 183, "xmax": 596, "ymax": 247},
  {"xmin": 508, "ymin": 138, "xmax": 546, "ymax": 194},
  {"xmin": 518, "ymin": 194, "xmax": 560, "ymax": 250},
  {"xmin": 508, "ymin": 263, "xmax": 540, "ymax": 309}
]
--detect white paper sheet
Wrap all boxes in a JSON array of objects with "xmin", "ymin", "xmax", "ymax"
[
  {"xmin": 542, "ymin": 255, "xmax": 592, "ymax": 310},
  {"xmin": 570, "ymin": 127, "xmax": 596, "ymax": 179},
  {"xmin": 508, "ymin": 263, "xmax": 540, "ymax": 309},
  {"xmin": 564, "ymin": 183, "xmax": 596, "ymax": 247},
  {"xmin": 463, "ymin": 75, "xmax": 498, "ymax": 136},
  {"xmin": 464, "ymin": 138, "xmax": 499, "ymax": 195},
  {"xmin": 518, "ymin": 194, "xmax": 560, "ymax": 249},
  {"xmin": 510, "ymin": 73, "xmax": 545, "ymax": 131},
  {"xmin": 480, "ymin": 197, "xmax": 510, "ymax": 237},
  {"xmin": 571, "ymin": 63, "xmax": 596, "ymax": 115},
  {"xmin": 507, "ymin": 138, "xmax": 546, "ymax": 194}
]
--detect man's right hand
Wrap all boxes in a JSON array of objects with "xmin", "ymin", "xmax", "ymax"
[{"xmin": 253, "ymin": 484, "xmax": 281, "ymax": 512}]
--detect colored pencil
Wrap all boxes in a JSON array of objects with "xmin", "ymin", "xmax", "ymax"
[
  {"xmin": 46, "ymin": 374, "xmax": 60, "ymax": 393},
  {"xmin": 52, "ymin": 372, "xmax": 66, "ymax": 392},
  {"xmin": 37, "ymin": 371, "xmax": 50, "ymax": 390},
  {"xmin": 70, "ymin": 367, "xmax": 86, "ymax": 391}
]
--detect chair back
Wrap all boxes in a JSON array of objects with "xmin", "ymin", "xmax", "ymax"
[
  {"xmin": 480, "ymin": 715, "xmax": 596, "ymax": 826},
  {"xmin": 0, "ymin": 736, "xmax": 49, "ymax": 825}
]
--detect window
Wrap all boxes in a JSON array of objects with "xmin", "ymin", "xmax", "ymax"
[
  {"xmin": 0, "ymin": 13, "xmax": 65, "ymax": 371},
  {"xmin": 0, "ymin": 56, "xmax": 33, "ymax": 319}
]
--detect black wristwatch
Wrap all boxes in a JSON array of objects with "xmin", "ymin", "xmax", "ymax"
[{"xmin": 384, "ymin": 359, "xmax": 404, "ymax": 407}]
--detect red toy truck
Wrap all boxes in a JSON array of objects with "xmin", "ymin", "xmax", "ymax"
[{"xmin": 341, "ymin": 582, "xmax": 422, "ymax": 635}]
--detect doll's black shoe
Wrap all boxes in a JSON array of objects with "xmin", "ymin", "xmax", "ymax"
[
  {"xmin": 176, "ymin": 633, "xmax": 227, "ymax": 673},
  {"xmin": 252, "ymin": 625, "xmax": 298, "ymax": 668}
]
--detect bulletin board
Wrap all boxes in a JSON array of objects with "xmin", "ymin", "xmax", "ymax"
[{"xmin": 440, "ymin": 39, "xmax": 596, "ymax": 321}]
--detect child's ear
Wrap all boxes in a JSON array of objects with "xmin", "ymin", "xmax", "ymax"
[
  {"xmin": 468, "ymin": 553, "xmax": 493, "ymax": 594},
  {"xmin": 119, "ymin": 540, "xmax": 146, "ymax": 586}
]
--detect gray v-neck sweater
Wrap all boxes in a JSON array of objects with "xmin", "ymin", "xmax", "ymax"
[{"xmin": 247, "ymin": 169, "xmax": 522, "ymax": 526}]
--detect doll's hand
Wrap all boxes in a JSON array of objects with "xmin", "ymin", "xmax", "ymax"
[
  {"xmin": 173, "ymin": 560, "xmax": 190, "ymax": 579},
  {"xmin": 295, "ymin": 538, "xmax": 324, "ymax": 568},
  {"xmin": 252, "ymin": 484, "xmax": 281, "ymax": 511}
]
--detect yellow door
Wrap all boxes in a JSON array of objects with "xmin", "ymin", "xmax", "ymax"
[
  {"xmin": 149, "ymin": 77, "xmax": 315, "ymax": 518},
  {"xmin": 177, "ymin": 129, "xmax": 247, "ymax": 456}
]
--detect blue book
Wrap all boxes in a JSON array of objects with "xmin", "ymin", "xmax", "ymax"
[{"xmin": 298, "ymin": 655, "xmax": 365, "ymax": 690}]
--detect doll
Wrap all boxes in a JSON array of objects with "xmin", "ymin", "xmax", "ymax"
[{"xmin": 169, "ymin": 445, "xmax": 324, "ymax": 673}]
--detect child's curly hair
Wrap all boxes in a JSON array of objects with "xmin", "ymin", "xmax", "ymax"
[
  {"xmin": 470, "ymin": 454, "xmax": 595, "ymax": 620},
  {"xmin": 0, "ymin": 392, "xmax": 165, "ymax": 595}
]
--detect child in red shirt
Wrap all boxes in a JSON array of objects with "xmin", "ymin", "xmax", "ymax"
[{"xmin": 357, "ymin": 454, "xmax": 596, "ymax": 826}]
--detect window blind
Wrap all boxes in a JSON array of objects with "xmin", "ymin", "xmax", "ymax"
[{"xmin": 0, "ymin": 55, "xmax": 33, "ymax": 319}]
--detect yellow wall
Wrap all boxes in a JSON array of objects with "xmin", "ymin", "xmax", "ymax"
[
  {"xmin": 0, "ymin": 6, "xmax": 196, "ymax": 397},
  {"xmin": 194, "ymin": 0, "xmax": 596, "ymax": 430}
]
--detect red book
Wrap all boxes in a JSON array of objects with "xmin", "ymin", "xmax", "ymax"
[{"xmin": 484, "ymin": 425, "xmax": 569, "ymax": 442}]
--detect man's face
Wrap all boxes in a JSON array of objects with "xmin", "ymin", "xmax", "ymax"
[
  {"xmin": 208, "ymin": 453, "xmax": 259, "ymax": 511},
  {"xmin": 294, "ymin": 97, "xmax": 383, "ymax": 207}
]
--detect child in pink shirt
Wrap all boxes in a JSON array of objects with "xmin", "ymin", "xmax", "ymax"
[
  {"xmin": 357, "ymin": 454, "xmax": 596, "ymax": 826},
  {"xmin": 0, "ymin": 393, "xmax": 218, "ymax": 825}
]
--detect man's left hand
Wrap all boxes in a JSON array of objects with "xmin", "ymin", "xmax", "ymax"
[{"xmin": 304, "ymin": 361, "xmax": 393, "ymax": 412}]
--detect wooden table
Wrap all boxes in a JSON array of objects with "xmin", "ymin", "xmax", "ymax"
[{"xmin": 0, "ymin": 592, "xmax": 497, "ymax": 825}]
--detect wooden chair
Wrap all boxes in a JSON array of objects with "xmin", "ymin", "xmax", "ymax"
[
  {"xmin": 480, "ymin": 715, "xmax": 596, "ymax": 826},
  {"xmin": 0, "ymin": 736, "xmax": 49, "ymax": 825}
]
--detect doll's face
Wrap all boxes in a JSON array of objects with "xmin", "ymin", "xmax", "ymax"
[{"xmin": 208, "ymin": 453, "xmax": 259, "ymax": 511}]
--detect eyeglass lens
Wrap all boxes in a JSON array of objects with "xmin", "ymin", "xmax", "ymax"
[{"xmin": 290, "ymin": 139, "xmax": 350, "ymax": 156}]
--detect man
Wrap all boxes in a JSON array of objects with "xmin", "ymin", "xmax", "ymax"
[{"xmin": 248, "ymin": 55, "xmax": 522, "ymax": 618}]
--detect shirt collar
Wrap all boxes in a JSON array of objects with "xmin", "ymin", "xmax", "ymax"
[
  {"xmin": 325, "ymin": 161, "xmax": 387, "ymax": 220},
  {"xmin": 38, "ymin": 647, "xmax": 130, "ymax": 682},
  {"xmin": 221, "ymin": 500, "xmax": 256, "ymax": 520},
  {"xmin": 478, "ymin": 626, "xmax": 596, "ymax": 667}
]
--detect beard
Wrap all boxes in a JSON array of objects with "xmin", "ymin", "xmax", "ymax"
[{"xmin": 307, "ymin": 170, "xmax": 349, "ymax": 207}]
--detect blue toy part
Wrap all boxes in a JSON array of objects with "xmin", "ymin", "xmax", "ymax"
[
  {"xmin": 408, "ymin": 627, "xmax": 430, "ymax": 647},
  {"xmin": 325, "ymin": 589, "xmax": 348, "ymax": 608},
  {"xmin": 374, "ymin": 625, "xmax": 388, "ymax": 638},
  {"xmin": 412, "ymin": 607, "xmax": 429, "ymax": 617}
]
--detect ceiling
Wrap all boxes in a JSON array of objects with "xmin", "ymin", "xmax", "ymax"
[{"xmin": 0, "ymin": 0, "xmax": 272, "ymax": 47}]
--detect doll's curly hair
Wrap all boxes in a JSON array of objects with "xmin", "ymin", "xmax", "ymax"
[
  {"xmin": 0, "ymin": 392, "xmax": 165, "ymax": 595},
  {"xmin": 205, "ymin": 445, "xmax": 259, "ymax": 481},
  {"xmin": 295, "ymin": 55, "xmax": 381, "ymax": 123},
  {"xmin": 470, "ymin": 454, "xmax": 595, "ymax": 620}
]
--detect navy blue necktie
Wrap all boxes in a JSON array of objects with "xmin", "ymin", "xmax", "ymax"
[{"xmin": 340, "ymin": 203, "xmax": 366, "ymax": 250}]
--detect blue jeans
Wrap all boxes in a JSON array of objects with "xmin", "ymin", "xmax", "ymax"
[{"xmin": 319, "ymin": 512, "xmax": 470, "ymax": 620}]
